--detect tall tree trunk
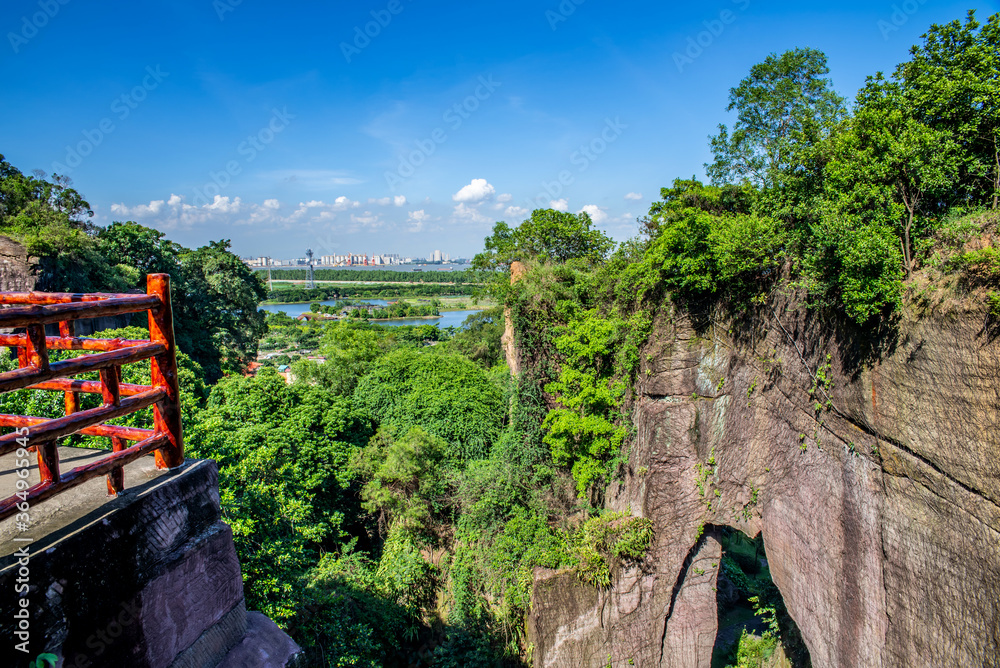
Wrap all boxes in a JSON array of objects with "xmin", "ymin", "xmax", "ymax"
[
  {"xmin": 904, "ymin": 209, "xmax": 914, "ymax": 278},
  {"xmin": 900, "ymin": 186, "xmax": 916, "ymax": 279},
  {"xmin": 993, "ymin": 134, "xmax": 999, "ymax": 210}
]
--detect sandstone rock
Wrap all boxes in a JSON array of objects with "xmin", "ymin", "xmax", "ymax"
[
  {"xmin": 529, "ymin": 293, "xmax": 1000, "ymax": 667},
  {"xmin": 0, "ymin": 236, "xmax": 37, "ymax": 293}
]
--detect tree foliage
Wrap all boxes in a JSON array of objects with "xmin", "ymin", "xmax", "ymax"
[
  {"xmin": 353, "ymin": 349, "xmax": 505, "ymax": 461},
  {"xmin": 97, "ymin": 223, "xmax": 267, "ymax": 380},
  {"xmin": 473, "ymin": 208, "xmax": 615, "ymax": 272},
  {"xmin": 186, "ymin": 368, "xmax": 369, "ymax": 622},
  {"xmin": 0, "ymin": 162, "xmax": 268, "ymax": 380},
  {"xmin": 707, "ymin": 47, "xmax": 847, "ymax": 190}
]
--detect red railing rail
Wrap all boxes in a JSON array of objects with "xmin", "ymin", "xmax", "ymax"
[{"xmin": 0, "ymin": 274, "xmax": 183, "ymax": 521}]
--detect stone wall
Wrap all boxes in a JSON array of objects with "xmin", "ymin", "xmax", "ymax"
[
  {"xmin": 528, "ymin": 292, "xmax": 1000, "ymax": 667},
  {"xmin": 0, "ymin": 236, "xmax": 38, "ymax": 292},
  {"xmin": 0, "ymin": 453, "xmax": 301, "ymax": 667}
]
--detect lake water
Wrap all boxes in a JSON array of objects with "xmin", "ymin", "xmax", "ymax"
[
  {"xmin": 258, "ymin": 263, "xmax": 468, "ymax": 274},
  {"xmin": 259, "ymin": 300, "xmax": 483, "ymax": 329}
]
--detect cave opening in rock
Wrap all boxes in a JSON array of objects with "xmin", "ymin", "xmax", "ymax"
[{"xmin": 711, "ymin": 527, "xmax": 811, "ymax": 668}]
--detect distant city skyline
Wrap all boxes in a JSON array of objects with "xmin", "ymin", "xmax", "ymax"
[
  {"xmin": 2, "ymin": 0, "xmax": 992, "ymax": 258},
  {"xmin": 243, "ymin": 249, "xmax": 457, "ymax": 267}
]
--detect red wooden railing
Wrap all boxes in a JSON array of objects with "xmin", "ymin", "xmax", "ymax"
[{"xmin": 0, "ymin": 274, "xmax": 183, "ymax": 521}]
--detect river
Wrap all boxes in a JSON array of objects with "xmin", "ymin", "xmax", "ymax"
[{"xmin": 258, "ymin": 300, "xmax": 484, "ymax": 329}]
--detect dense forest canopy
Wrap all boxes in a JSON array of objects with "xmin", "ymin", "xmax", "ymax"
[
  {"xmin": 0, "ymin": 166, "xmax": 266, "ymax": 381},
  {"xmin": 265, "ymin": 282, "xmax": 477, "ymax": 304},
  {"xmin": 263, "ymin": 268, "xmax": 488, "ymax": 284},
  {"xmin": 0, "ymin": 11, "xmax": 997, "ymax": 668}
]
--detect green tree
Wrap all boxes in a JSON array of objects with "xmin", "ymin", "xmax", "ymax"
[
  {"xmin": 292, "ymin": 321, "xmax": 397, "ymax": 396},
  {"xmin": 631, "ymin": 179, "xmax": 783, "ymax": 298},
  {"xmin": 99, "ymin": 225, "xmax": 268, "ymax": 381},
  {"xmin": 353, "ymin": 349, "xmax": 506, "ymax": 461},
  {"xmin": 445, "ymin": 309, "xmax": 504, "ymax": 369},
  {"xmin": 894, "ymin": 11, "xmax": 1000, "ymax": 208},
  {"xmin": 98, "ymin": 221, "xmax": 180, "ymax": 277},
  {"xmin": 0, "ymin": 156, "xmax": 133, "ymax": 292},
  {"xmin": 352, "ymin": 427, "xmax": 451, "ymax": 538},
  {"xmin": 707, "ymin": 48, "xmax": 847, "ymax": 208},
  {"xmin": 826, "ymin": 77, "xmax": 961, "ymax": 276},
  {"xmin": 641, "ymin": 178, "xmax": 753, "ymax": 240},
  {"xmin": 176, "ymin": 240, "xmax": 268, "ymax": 380},
  {"xmin": 473, "ymin": 208, "xmax": 615, "ymax": 272},
  {"xmin": 186, "ymin": 368, "xmax": 369, "ymax": 622},
  {"xmin": 0, "ymin": 157, "xmax": 93, "ymax": 227}
]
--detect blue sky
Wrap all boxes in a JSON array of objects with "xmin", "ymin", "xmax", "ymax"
[{"xmin": 2, "ymin": 0, "xmax": 996, "ymax": 260}]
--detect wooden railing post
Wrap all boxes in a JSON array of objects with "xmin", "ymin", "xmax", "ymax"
[
  {"xmin": 37, "ymin": 440, "xmax": 60, "ymax": 484},
  {"xmin": 60, "ymin": 320, "xmax": 80, "ymax": 416},
  {"xmin": 146, "ymin": 274, "xmax": 184, "ymax": 469},
  {"xmin": 107, "ymin": 436, "xmax": 125, "ymax": 495},
  {"xmin": 25, "ymin": 324, "xmax": 49, "ymax": 370}
]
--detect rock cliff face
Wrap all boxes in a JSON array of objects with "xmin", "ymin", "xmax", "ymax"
[
  {"xmin": 0, "ymin": 236, "xmax": 37, "ymax": 292},
  {"xmin": 528, "ymin": 292, "xmax": 1000, "ymax": 667}
]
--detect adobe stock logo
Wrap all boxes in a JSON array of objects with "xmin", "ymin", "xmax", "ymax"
[
  {"xmin": 7, "ymin": 0, "xmax": 71, "ymax": 54},
  {"xmin": 545, "ymin": 0, "xmax": 586, "ymax": 30},
  {"xmin": 341, "ymin": 0, "xmax": 415, "ymax": 63},
  {"xmin": 877, "ymin": 0, "xmax": 929, "ymax": 40},
  {"xmin": 51, "ymin": 66, "xmax": 169, "ymax": 174},
  {"xmin": 192, "ymin": 107, "xmax": 295, "ymax": 205},
  {"xmin": 672, "ymin": 0, "xmax": 751, "ymax": 73},
  {"xmin": 384, "ymin": 75, "xmax": 501, "ymax": 191}
]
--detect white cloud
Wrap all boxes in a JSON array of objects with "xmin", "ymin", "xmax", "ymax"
[
  {"xmin": 108, "ymin": 193, "xmax": 257, "ymax": 230},
  {"xmin": 333, "ymin": 196, "xmax": 360, "ymax": 210},
  {"xmin": 407, "ymin": 209, "xmax": 429, "ymax": 232},
  {"xmin": 497, "ymin": 193, "xmax": 512, "ymax": 203},
  {"xmin": 262, "ymin": 198, "xmax": 280, "ymax": 210},
  {"xmin": 625, "ymin": 192, "xmax": 643, "ymax": 201},
  {"xmin": 452, "ymin": 202, "xmax": 492, "ymax": 224},
  {"xmin": 368, "ymin": 195, "xmax": 409, "ymax": 207},
  {"xmin": 579, "ymin": 204, "xmax": 608, "ymax": 224},
  {"xmin": 118, "ymin": 199, "xmax": 166, "ymax": 216},
  {"xmin": 453, "ymin": 178, "xmax": 496, "ymax": 203},
  {"xmin": 205, "ymin": 196, "xmax": 242, "ymax": 214},
  {"xmin": 350, "ymin": 211, "xmax": 383, "ymax": 228},
  {"xmin": 285, "ymin": 197, "xmax": 358, "ymax": 223},
  {"xmin": 505, "ymin": 206, "xmax": 529, "ymax": 219},
  {"xmin": 550, "ymin": 198, "xmax": 569, "ymax": 211}
]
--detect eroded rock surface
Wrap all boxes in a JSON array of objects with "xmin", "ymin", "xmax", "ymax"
[{"xmin": 529, "ymin": 295, "xmax": 1000, "ymax": 667}]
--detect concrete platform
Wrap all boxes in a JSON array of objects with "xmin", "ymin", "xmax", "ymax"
[
  {"xmin": 0, "ymin": 446, "xmax": 172, "ymax": 561},
  {"xmin": 0, "ymin": 446, "xmax": 301, "ymax": 667}
]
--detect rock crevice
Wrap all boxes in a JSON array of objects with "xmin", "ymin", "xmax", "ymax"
[{"xmin": 529, "ymin": 295, "xmax": 1000, "ymax": 667}]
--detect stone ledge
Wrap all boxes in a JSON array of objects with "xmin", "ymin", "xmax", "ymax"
[
  {"xmin": 216, "ymin": 613, "xmax": 303, "ymax": 668},
  {"xmin": 0, "ymin": 452, "xmax": 228, "ymax": 666},
  {"xmin": 0, "ymin": 447, "xmax": 209, "ymax": 573},
  {"xmin": 168, "ymin": 600, "xmax": 247, "ymax": 668}
]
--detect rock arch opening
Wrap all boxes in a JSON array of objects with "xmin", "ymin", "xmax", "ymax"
[{"xmin": 712, "ymin": 526, "xmax": 811, "ymax": 668}]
